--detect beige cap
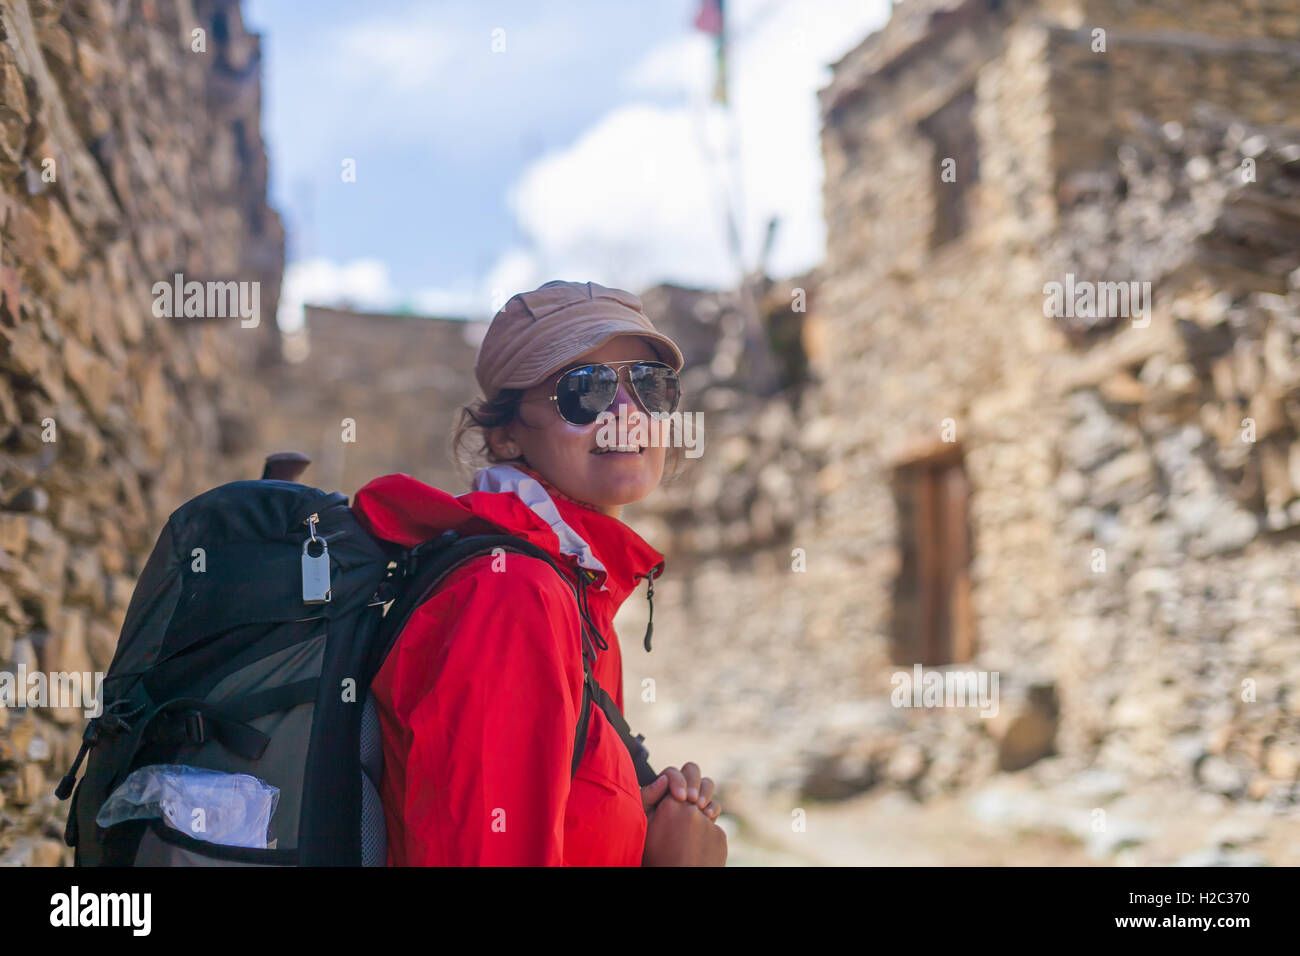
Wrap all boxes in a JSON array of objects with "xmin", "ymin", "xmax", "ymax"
[{"xmin": 474, "ymin": 280, "xmax": 685, "ymax": 399}]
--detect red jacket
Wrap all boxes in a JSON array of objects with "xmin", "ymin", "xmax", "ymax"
[{"xmin": 352, "ymin": 465, "xmax": 664, "ymax": 866}]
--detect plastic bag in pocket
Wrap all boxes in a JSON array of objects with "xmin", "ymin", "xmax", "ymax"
[{"xmin": 96, "ymin": 764, "xmax": 280, "ymax": 850}]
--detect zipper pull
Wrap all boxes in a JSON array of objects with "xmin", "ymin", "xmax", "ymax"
[{"xmin": 641, "ymin": 567, "xmax": 659, "ymax": 652}]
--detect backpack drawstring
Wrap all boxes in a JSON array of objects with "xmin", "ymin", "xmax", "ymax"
[
  {"xmin": 575, "ymin": 568, "xmax": 608, "ymax": 665},
  {"xmin": 55, "ymin": 696, "xmax": 146, "ymax": 800}
]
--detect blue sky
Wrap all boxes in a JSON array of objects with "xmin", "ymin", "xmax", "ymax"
[{"xmin": 242, "ymin": 0, "xmax": 889, "ymax": 329}]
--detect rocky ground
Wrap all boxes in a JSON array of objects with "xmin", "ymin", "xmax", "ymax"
[{"xmin": 647, "ymin": 726, "xmax": 1300, "ymax": 867}]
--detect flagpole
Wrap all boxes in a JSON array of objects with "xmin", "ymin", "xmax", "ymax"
[{"xmin": 692, "ymin": 0, "xmax": 782, "ymax": 393}]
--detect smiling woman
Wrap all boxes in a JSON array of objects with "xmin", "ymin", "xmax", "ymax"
[
  {"xmin": 501, "ymin": 342, "xmax": 670, "ymax": 508},
  {"xmin": 451, "ymin": 284, "xmax": 693, "ymax": 513},
  {"xmin": 351, "ymin": 279, "xmax": 727, "ymax": 866}
]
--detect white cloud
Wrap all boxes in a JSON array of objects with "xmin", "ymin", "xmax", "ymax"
[
  {"xmin": 410, "ymin": 284, "xmax": 490, "ymax": 319},
  {"xmin": 271, "ymin": 0, "xmax": 894, "ymax": 321},
  {"xmin": 279, "ymin": 256, "xmax": 492, "ymax": 330},
  {"xmin": 622, "ymin": 34, "xmax": 712, "ymax": 98},
  {"xmin": 277, "ymin": 257, "xmax": 399, "ymax": 332},
  {"xmin": 482, "ymin": 0, "xmax": 890, "ymax": 296},
  {"xmin": 505, "ymin": 103, "xmax": 732, "ymax": 292},
  {"xmin": 724, "ymin": 0, "xmax": 892, "ymax": 276},
  {"xmin": 483, "ymin": 248, "xmax": 546, "ymax": 311}
]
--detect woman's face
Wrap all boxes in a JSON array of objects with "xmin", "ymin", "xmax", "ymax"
[{"xmin": 489, "ymin": 336, "xmax": 669, "ymax": 515}]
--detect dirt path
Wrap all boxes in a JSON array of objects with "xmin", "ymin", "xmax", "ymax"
[{"xmin": 643, "ymin": 727, "xmax": 1300, "ymax": 867}]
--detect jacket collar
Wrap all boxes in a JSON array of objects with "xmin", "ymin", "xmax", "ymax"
[
  {"xmin": 353, "ymin": 466, "xmax": 665, "ymax": 610},
  {"xmin": 471, "ymin": 463, "xmax": 665, "ymax": 607},
  {"xmin": 471, "ymin": 464, "xmax": 608, "ymax": 580}
]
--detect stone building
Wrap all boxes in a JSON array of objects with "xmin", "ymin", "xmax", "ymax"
[
  {"xmin": 263, "ymin": 305, "xmax": 484, "ymax": 498},
  {"xmin": 622, "ymin": 0, "xmax": 1300, "ymax": 816},
  {"xmin": 0, "ymin": 0, "xmax": 282, "ymax": 865}
]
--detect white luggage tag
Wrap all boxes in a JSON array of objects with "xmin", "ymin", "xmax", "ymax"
[{"xmin": 301, "ymin": 512, "xmax": 332, "ymax": 604}]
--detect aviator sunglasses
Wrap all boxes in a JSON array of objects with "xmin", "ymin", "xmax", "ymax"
[{"xmin": 546, "ymin": 360, "xmax": 681, "ymax": 426}]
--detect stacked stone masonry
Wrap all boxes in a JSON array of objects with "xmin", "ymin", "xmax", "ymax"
[
  {"xmin": 0, "ymin": 0, "xmax": 282, "ymax": 865},
  {"xmin": 623, "ymin": 0, "xmax": 1300, "ymax": 808}
]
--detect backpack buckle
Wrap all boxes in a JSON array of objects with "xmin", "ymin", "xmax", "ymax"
[
  {"xmin": 96, "ymin": 697, "xmax": 144, "ymax": 735},
  {"xmin": 402, "ymin": 530, "xmax": 459, "ymax": 579},
  {"xmin": 81, "ymin": 719, "xmax": 103, "ymax": 746},
  {"xmin": 184, "ymin": 711, "xmax": 206, "ymax": 744},
  {"xmin": 368, "ymin": 579, "xmax": 397, "ymax": 607}
]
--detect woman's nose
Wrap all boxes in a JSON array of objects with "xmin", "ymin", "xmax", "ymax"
[{"xmin": 611, "ymin": 380, "xmax": 645, "ymax": 416}]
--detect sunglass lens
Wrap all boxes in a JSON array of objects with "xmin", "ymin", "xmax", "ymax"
[
  {"xmin": 555, "ymin": 364, "xmax": 619, "ymax": 424},
  {"xmin": 629, "ymin": 363, "xmax": 680, "ymax": 416}
]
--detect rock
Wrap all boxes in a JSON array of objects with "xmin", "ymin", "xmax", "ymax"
[
  {"xmin": 1209, "ymin": 820, "xmax": 1266, "ymax": 849},
  {"xmin": 797, "ymin": 743, "xmax": 878, "ymax": 801},
  {"xmin": 885, "ymin": 743, "xmax": 928, "ymax": 785},
  {"xmin": 0, "ymin": 836, "xmax": 66, "ymax": 867},
  {"xmin": 61, "ymin": 337, "xmax": 116, "ymax": 419},
  {"xmin": 1175, "ymin": 848, "xmax": 1267, "ymax": 867},
  {"xmin": 1099, "ymin": 372, "xmax": 1147, "ymax": 404},
  {"xmin": 64, "ymin": 548, "xmax": 104, "ymax": 610},
  {"xmin": 1085, "ymin": 818, "xmax": 1149, "ymax": 857},
  {"xmin": 1194, "ymin": 507, "xmax": 1258, "ymax": 556},
  {"xmin": 25, "ymin": 734, "xmax": 49, "ymax": 762},
  {"xmin": 1064, "ymin": 769, "xmax": 1127, "ymax": 801},
  {"xmin": 0, "ymin": 513, "xmax": 29, "ymax": 554},
  {"xmin": 87, "ymin": 620, "xmax": 119, "ymax": 672},
  {"xmin": 1265, "ymin": 744, "xmax": 1299, "ymax": 782},
  {"xmin": 1196, "ymin": 755, "xmax": 1248, "ymax": 797},
  {"xmin": 1091, "ymin": 451, "xmax": 1154, "ymax": 505},
  {"xmin": 996, "ymin": 685, "xmax": 1060, "ymax": 772},
  {"xmin": 10, "ymin": 761, "xmax": 45, "ymax": 806},
  {"xmin": 4, "ymin": 487, "xmax": 50, "ymax": 513}
]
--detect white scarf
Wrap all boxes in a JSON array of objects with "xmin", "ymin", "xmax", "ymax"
[{"xmin": 470, "ymin": 464, "xmax": 609, "ymax": 588}]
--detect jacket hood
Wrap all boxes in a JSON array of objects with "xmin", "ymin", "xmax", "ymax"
[{"xmin": 352, "ymin": 464, "xmax": 665, "ymax": 611}]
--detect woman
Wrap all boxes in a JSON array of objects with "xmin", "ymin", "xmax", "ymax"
[{"xmin": 352, "ymin": 280, "xmax": 727, "ymax": 866}]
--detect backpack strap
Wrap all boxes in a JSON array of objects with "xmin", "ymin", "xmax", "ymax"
[
  {"xmin": 571, "ymin": 567, "xmax": 657, "ymax": 786},
  {"xmin": 373, "ymin": 532, "xmax": 656, "ymax": 785},
  {"xmin": 145, "ymin": 679, "xmax": 321, "ymax": 754},
  {"xmin": 581, "ymin": 666, "xmax": 658, "ymax": 786}
]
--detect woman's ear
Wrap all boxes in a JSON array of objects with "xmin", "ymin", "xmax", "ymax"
[{"xmin": 485, "ymin": 426, "xmax": 521, "ymax": 461}]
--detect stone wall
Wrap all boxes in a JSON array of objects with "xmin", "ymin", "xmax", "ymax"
[
  {"xmin": 264, "ymin": 306, "xmax": 484, "ymax": 498},
  {"xmin": 1046, "ymin": 0, "xmax": 1300, "ymax": 190},
  {"xmin": 0, "ymin": 0, "xmax": 281, "ymax": 865},
  {"xmin": 624, "ymin": 0, "xmax": 1300, "ymax": 808},
  {"xmin": 1048, "ymin": 111, "xmax": 1300, "ymax": 801}
]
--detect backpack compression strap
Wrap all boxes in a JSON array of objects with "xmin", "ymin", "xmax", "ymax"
[{"xmin": 371, "ymin": 532, "xmax": 659, "ymax": 786}]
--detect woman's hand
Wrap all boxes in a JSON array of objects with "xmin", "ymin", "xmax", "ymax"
[
  {"xmin": 641, "ymin": 791, "xmax": 728, "ymax": 866},
  {"xmin": 640, "ymin": 762, "xmax": 727, "ymax": 866},
  {"xmin": 641, "ymin": 762, "xmax": 720, "ymax": 819}
]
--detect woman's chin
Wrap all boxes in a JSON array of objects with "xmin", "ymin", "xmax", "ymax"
[{"xmin": 579, "ymin": 472, "xmax": 656, "ymax": 512}]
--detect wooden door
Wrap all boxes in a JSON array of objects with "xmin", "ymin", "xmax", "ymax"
[{"xmin": 893, "ymin": 447, "xmax": 975, "ymax": 665}]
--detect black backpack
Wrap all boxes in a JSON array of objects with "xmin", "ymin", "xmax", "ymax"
[{"xmin": 58, "ymin": 464, "xmax": 657, "ymax": 866}]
